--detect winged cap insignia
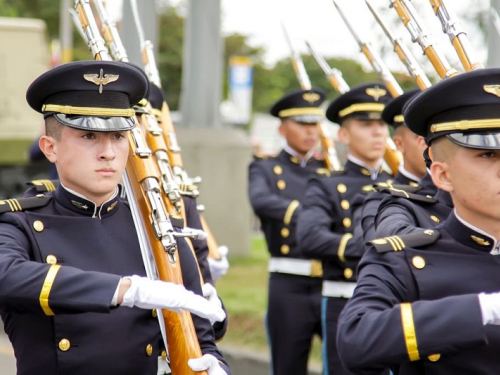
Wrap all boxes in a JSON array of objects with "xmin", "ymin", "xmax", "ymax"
[
  {"xmin": 483, "ymin": 85, "xmax": 500, "ymax": 98},
  {"xmin": 83, "ymin": 68, "xmax": 120, "ymax": 94},
  {"xmin": 303, "ymin": 92, "xmax": 320, "ymax": 103},
  {"xmin": 366, "ymin": 87, "xmax": 387, "ymax": 101}
]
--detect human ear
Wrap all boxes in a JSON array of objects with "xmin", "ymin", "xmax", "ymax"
[
  {"xmin": 337, "ymin": 125, "xmax": 350, "ymax": 145},
  {"xmin": 39, "ymin": 135, "xmax": 57, "ymax": 163},
  {"xmin": 430, "ymin": 160, "xmax": 453, "ymax": 193}
]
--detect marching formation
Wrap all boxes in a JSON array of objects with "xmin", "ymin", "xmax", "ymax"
[{"xmin": 1, "ymin": 0, "xmax": 500, "ymax": 375}]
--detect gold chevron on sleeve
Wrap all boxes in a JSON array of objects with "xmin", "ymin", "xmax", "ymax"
[
  {"xmin": 400, "ymin": 303, "xmax": 420, "ymax": 361},
  {"xmin": 39, "ymin": 264, "xmax": 61, "ymax": 316},
  {"xmin": 284, "ymin": 200, "xmax": 300, "ymax": 225}
]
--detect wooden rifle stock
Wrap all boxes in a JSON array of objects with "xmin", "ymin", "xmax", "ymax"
[
  {"xmin": 428, "ymin": 0, "xmax": 483, "ymax": 71},
  {"xmin": 75, "ymin": 1, "xmax": 207, "ymax": 373}
]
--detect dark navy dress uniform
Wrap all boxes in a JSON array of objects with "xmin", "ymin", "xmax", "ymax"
[
  {"xmin": 297, "ymin": 82, "xmax": 393, "ymax": 375},
  {"xmin": 337, "ymin": 67, "xmax": 500, "ymax": 374},
  {"xmin": 248, "ymin": 88, "xmax": 327, "ymax": 375},
  {"xmin": 0, "ymin": 60, "xmax": 230, "ymax": 375},
  {"xmin": 0, "ymin": 186, "xmax": 228, "ymax": 375}
]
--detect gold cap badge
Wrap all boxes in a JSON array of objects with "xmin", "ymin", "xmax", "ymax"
[
  {"xmin": 302, "ymin": 92, "xmax": 320, "ymax": 103},
  {"xmin": 366, "ymin": 87, "xmax": 387, "ymax": 101},
  {"xmin": 83, "ymin": 69, "xmax": 119, "ymax": 94}
]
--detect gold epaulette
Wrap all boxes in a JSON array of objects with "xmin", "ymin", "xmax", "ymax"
[
  {"xmin": 27, "ymin": 179, "xmax": 59, "ymax": 193},
  {"xmin": 385, "ymin": 188, "xmax": 436, "ymax": 203},
  {"xmin": 315, "ymin": 168, "xmax": 331, "ymax": 177},
  {"xmin": 370, "ymin": 229, "xmax": 440, "ymax": 253},
  {"xmin": 0, "ymin": 195, "xmax": 52, "ymax": 213}
]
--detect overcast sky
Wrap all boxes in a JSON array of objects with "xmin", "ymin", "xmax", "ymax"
[
  {"xmin": 107, "ymin": 0, "xmax": 493, "ymax": 76},
  {"xmin": 219, "ymin": 0, "xmax": 491, "ymax": 76}
]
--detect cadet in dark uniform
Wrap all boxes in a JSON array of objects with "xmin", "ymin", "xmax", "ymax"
[
  {"xmin": 353, "ymin": 88, "xmax": 431, "ymax": 244},
  {"xmin": 372, "ymin": 91, "xmax": 454, "ymax": 238},
  {"xmin": 297, "ymin": 83, "xmax": 393, "ymax": 375},
  {"xmin": 0, "ymin": 61, "xmax": 229, "ymax": 375},
  {"xmin": 337, "ymin": 67, "xmax": 500, "ymax": 374},
  {"xmin": 248, "ymin": 88, "xmax": 327, "ymax": 375}
]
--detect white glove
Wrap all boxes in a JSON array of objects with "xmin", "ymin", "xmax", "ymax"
[
  {"xmin": 188, "ymin": 354, "xmax": 227, "ymax": 375},
  {"xmin": 121, "ymin": 275, "xmax": 225, "ymax": 322},
  {"xmin": 478, "ymin": 292, "xmax": 500, "ymax": 325},
  {"xmin": 202, "ymin": 283, "xmax": 223, "ymax": 325},
  {"xmin": 208, "ymin": 245, "xmax": 230, "ymax": 281}
]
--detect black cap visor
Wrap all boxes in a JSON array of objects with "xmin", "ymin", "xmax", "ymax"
[
  {"xmin": 54, "ymin": 113, "xmax": 136, "ymax": 132},
  {"xmin": 447, "ymin": 132, "xmax": 500, "ymax": 150}
]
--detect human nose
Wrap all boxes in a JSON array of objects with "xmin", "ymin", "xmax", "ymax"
[{"xmin": 98, "ymin": 137, "xmax": 115, "ymax": 160}]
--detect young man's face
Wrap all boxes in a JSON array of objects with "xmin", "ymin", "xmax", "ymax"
[
  {"xmin": 279, "ymin": 118, "xmax": 319, "ymax": 157},
  {"xmin": 339, "ymin": 118, "xmax": 389, "ymax": 166},
  {"xmin": 393, "ymin": 126, "xmax": 427, "ymax": 178},
  {"xmin": 431, "ymin": 139, "xmax": 500, "ymax": 230},
  {"xmin": 42, "ymin": 124, "xmax": 129, "ymax": 205}
]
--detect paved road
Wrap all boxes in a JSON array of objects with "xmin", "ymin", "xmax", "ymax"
[{"xmin": 0, "ymin": 332, "xmax": 15, "ymax": 374}]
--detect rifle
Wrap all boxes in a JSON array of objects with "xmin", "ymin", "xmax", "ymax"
[
  {"xmin": 365, "ymin": 0, "xmax": 432, "ymax": 90},
  {"xmin": 332, "ymin": 0, "xmax": 401, "ymax": 175},
  {"xmin": 128, "ymin": 0, "xmax": 225, "ymax": 262},
  {"xmin": 428, "ymin": 0, "xmax": 484, "ymax": 71},
  {"xmin": 387, "ymin": 0, "xmax": 458, "ymax": 79},
  {"xmin": 282, "ymin": 24, "xmax": 343, "ymax": 172},
  {"xmin": 73, "ymin": 1, "xmax": 206, "ymax": 374},
  {"xmin": 92, "ymin": 0, "xmax": 184, "ymax": 215},
  {"xmin": 306, "ymin": 41, "xmax": 349, "ymax": 95}
]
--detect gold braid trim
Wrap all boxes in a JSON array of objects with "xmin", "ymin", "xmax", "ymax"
[
  {"xmin": 42, "ymin": 104, "xmax": 134, "ymax": 117},
  {"xmin": 400, "ymin": 303, "xmax": 420, "ymax": 361},
  {"xmin": 39, "ymin": 265, "xmax": 61, "ymax": 316}
]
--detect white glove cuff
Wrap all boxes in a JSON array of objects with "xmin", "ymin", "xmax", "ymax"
[
  {"xmin": 478, "ymin": 292, "xmax": 500, "ymax": 325},
  {"xmin": 121, "ymin": 275, "xmax": 141, "ymax": 308}
]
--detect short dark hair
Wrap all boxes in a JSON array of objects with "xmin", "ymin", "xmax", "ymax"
[{"xmin": 44, "ymin": 115, "xmax": 63, "ymax": 140}]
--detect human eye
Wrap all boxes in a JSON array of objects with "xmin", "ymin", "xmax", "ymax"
[
  {"xmin": 111, "ymin": 132, "xmax": 126, "ymax": 140},
  {"xmin": 479, "ymin": 151, "xmax": 496, "ymax": 158},
  {"xmin": 82, "ymin": 132, "xmax": 96, "ymax": 139}
]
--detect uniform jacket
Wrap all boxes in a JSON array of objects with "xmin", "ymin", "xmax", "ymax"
[
  {"xmin": 248, "ymin": 149, "xmax": 327, "ymax": 259},
  {"xmin": 338, "ymin": 213, "xmax": 500, "ymax": 374},
  {"xmin": 296, "ymin": 159, "xmax": 392, "ymax": 281},
  {"xmin": 0, "ymin": 186, "xmax": 229, "ymax": 375}
]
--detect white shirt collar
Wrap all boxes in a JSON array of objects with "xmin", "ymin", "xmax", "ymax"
[
  {"xmin": 454, "ymin": 209, "xmax": 500, "ymax": 255},
  {"xmin": 347, "ymin": 154, "xmax": 384, "ymax": 180},
  {"xmin": 284, "ymin": 145, "xmax": 315, "ymax": 167},
  {"xmin": 398, "ymin": 164, "xmax": 422, "ymax": 183}
]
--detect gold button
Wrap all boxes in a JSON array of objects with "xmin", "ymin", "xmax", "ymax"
[
  {"xmin": 290, "ymin": 156, "xmax": 300, "ymax": 164},
  {"xmin": 277, "ymin": 180, "xmax": 286, "ymax": 190},
  {"xmin": 337, "ymin": 184, "xmax": 347, "ymax": 193},
  {"xmin": 146, "ymin": 344, "xmax": 153, "ymax": 356},
  {"xmin": 281, "ymin": 244, "xmax": 290, "ymax": 255},
  {"xmin": 152, "ymin": 309, "xmax": 157, "ymax": 318},
  {"xmin": 273, "ymin": 165, "xmax": 283, "ymax": 175},
  {"xmin": 58, "ymin": 339, "xmax": 70, "ymax": 351},
  {"xmin": 428, "ymin": 354, "xmax": 441, "ymax": 362},
  {"xmin": 344, "ymin": 268, "xmax": 353, "ymax": 279},
  {"xmin": 341, "ymin": 200, "xmax": 350, "ymax": 210},
  {"xmin": 361, "ymin": 168, "xmax": 371, "ymax": 176},
  {"xmin": 33, "ymin": 220, "xmax": 44, "ymax": 232},
  {"xmin": 342, "ymin": 217, "xmax": 351, "ymax": 228},
  {"xmin": 412, "ymin": 256, "xmax": 425, "ymax": 269},
  {"xmin": 161, "ymin": 350, "xmax": 167, "ymax": 360},
  {"xmin": 281, "ymin": 228, "xmax": 290, "ymax": 238},
  {"xmin": 311, "ymin": 260, "xmax": 323, "ymax": 277},
  {"xmin": 46, "ymin": 255, "xmax": 57, "ymax": 264},
  {"xmin": 430, "ymin": 215, "xmax": 440, "ymax": 223}
]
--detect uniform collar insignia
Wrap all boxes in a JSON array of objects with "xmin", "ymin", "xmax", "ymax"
[
  {"xmin": 471, "ymin": 235, "xmax": 491, "ymax": 247},
  {"xmin": 83, "ymin": 69, "xmax": 120, "ymax": 94},
  {"xmin": 71, "ymin": 200, "xmax": 89, "ymax": 210},
  {"xmin": 483, "ymin": 85, "xmax": 500, "ymax": 98},
  {"xmin": 107, "ymin": 201, "xmax": 118, "ymax": 212}
]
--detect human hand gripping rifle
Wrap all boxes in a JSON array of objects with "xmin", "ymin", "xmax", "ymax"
[
  {"xmin": 365, "ymin": 0, "xmax": 431, "ymax": 90},
  {"xmin": 332, "ymin": 0, "xmax": 402, "ymax": 175},
  {"xmin": 128, "ymin": 0, "xmax": 226, "ymax": 264},
  {"xmin": 387, "ymin": 0, "xmax": 458, "ymax": 80},
  {"xmin": 282, "ymin": 23, "xmax": 342, "ymax": 172},
  {"xmin": 72, "ymin": 1, "xmax": 207, "ymax": 374},
  {"xmin": 427, "ymin": 0, "xmax": 484, "ymax": 72}
]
